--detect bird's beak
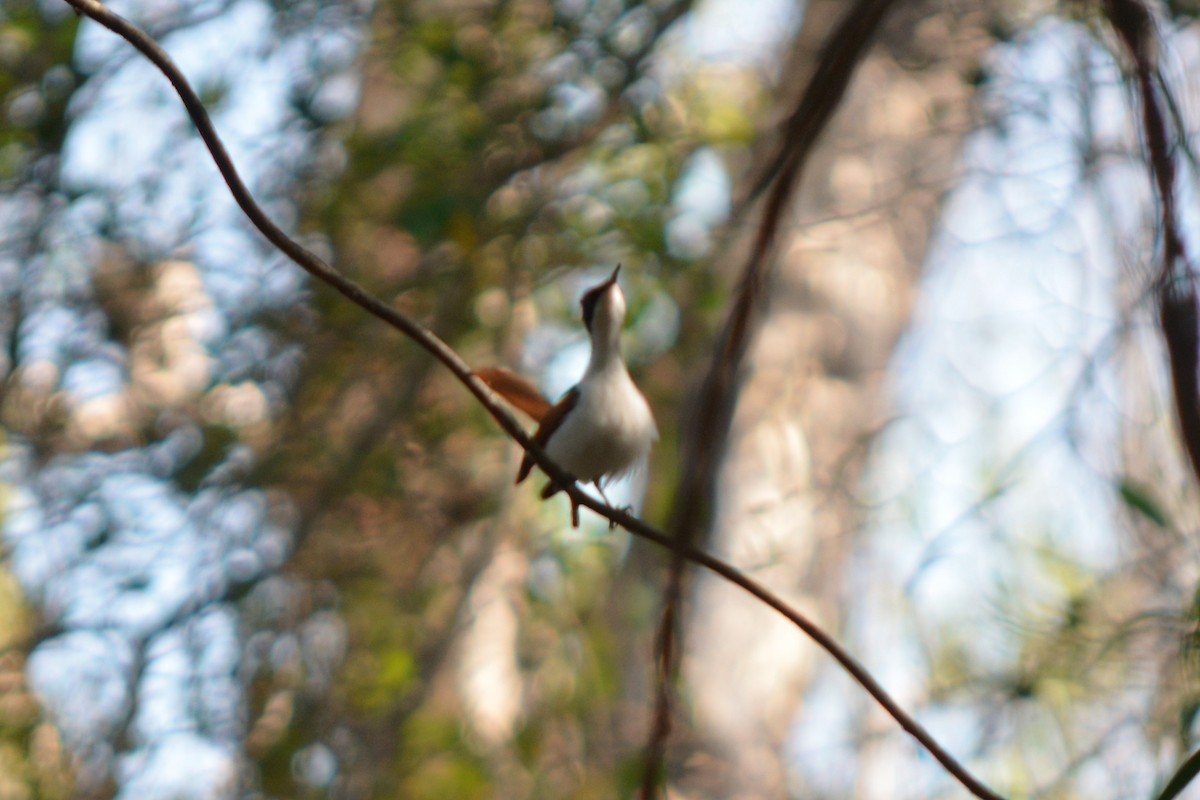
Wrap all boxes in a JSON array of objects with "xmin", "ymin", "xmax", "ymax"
[{"xmin": 606, "ymin": 264, "xmax": 621, "ymax": 287}]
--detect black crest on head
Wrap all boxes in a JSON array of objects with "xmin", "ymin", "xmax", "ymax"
[{"xmin": 580, "ymin": 264, "xmax": 621, "ymax": 332}]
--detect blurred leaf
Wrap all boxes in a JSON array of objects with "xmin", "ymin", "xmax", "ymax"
[
  {"xmin": 175, "ymin": 425, "xmax": 240, "ymax": 491},
  {"xmin": 1117, "ymin": 478, "xmax": 1171, "ymax": 529}
]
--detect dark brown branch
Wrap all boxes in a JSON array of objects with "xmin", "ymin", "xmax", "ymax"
[
  {"xmin": 1157, "ymin": 746, "xmax": 1200, "ymax": 800},
  {"xmin": 58, "ymin": 2, "xmax": 1003, "ymax": 798},
  {"xmin": 1106, "ymin": 6, "xmax": 1200, "ymax": 796},
  {"xmin": 1104, "ymin": 0, "xmax": 1200, "ymax": 484},
  {"xmin": 744, "ymin": 0, "xmax": 899, "ymax": 207}
]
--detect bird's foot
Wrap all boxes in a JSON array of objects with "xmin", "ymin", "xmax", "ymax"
[
  {"xmin": 592, "ymin": 482, "xmax": 618, "ymax": 529},
  {"xmin": 609, "ymin": 505, "xmax": 635, "ymax": 530}
]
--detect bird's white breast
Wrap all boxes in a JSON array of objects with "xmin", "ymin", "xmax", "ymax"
[{"xmin": 545, "ymin": 365, "xmax": 657, "ymax": 485}]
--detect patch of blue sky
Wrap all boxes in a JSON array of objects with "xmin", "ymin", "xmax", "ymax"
[
  {"xmin": 62, "ymin": 356, "xmax": 127, "ymax": 401},
  {"xmin": 27, "ymin": 629, "xmax": 136, "ymax": 748},
  {"xmin": 673, "ymin": 147, "xmax": 731, "ymax": 224},
  {"xmin": 133, "ymin": 606, "xmax": 243, "ymax": 739},
  {"xmin": 16, "ymin": 304, "xmax": 84, "ymax": 374},
  {"xmin": 291, "ymin": 741, "xmax": 339, "ymax": 791},
  {"xmin": 101, "ymin": 471, "xmax": 190, "ymax": 537},
  {"xmin": 668, "ymin": 146, "xmax": 732, "ymax": 259},
  {"xmin": 55, "ymin": 550, "xmax": 193, "ymax": 636},
  {"xmin": 671, "ymin": 0, "xmax": 801, "ymax": 68},
  {"xmin": 116, "ymin": 733, "xmax": 239, "ymax": 800}
]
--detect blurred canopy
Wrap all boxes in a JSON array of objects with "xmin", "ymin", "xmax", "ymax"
[{"xmin": 6, "ymin": 0, "xmax": 1200, "ymax": 798}]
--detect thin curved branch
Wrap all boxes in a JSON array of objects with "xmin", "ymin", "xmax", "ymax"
[
  {"xmin": 1104, "ymin": 0, "xmax": 1200, "ymax": 483},
  {"xmin": 57, "ymin": 2, "xmax": 1003, "ymax": 798}
]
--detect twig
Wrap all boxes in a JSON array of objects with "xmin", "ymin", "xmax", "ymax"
[
  {"xmin": 57, "ymin": 2, "xmax": 1004, "ymax": 797},
  {"xmin": 1104, "ymin": 0, "xmax": 1200, "ymax": 484}
]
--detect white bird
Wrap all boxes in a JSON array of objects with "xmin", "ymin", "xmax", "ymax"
[{"xmin": 478, "ymin": 265, "xmax": 657, "ymax": 525}]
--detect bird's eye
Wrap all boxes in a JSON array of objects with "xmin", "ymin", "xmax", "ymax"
[
  {"xmin": 580, "ymin": 285, "xmax": 604, "ymax": 332},
  {"xmin": 579, "ymin": 266, "xmax": 620, "ymax": 333}
]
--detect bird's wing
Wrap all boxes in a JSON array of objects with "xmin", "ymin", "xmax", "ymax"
[
  {"xmin": 516, "ymin": 385, "xmax": 580, "ymax": 484},
  {"xmin": 474, "ymin": 367, "xmax": 552, "ymax": 421}
]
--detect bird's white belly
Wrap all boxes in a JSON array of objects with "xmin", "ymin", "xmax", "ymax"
[{"xmin": 545, "ymin": 375, "xmax": 656, "ymax": 484}]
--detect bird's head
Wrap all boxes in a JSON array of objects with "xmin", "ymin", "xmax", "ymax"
[{"xmin": 580, "ymin": 264, "xmax": 625, "ymax": 337}]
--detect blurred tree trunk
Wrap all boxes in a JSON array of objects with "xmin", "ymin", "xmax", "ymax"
[{"xmin": 679, "ymin": 3, "xmax": 997, "ymax": 796}]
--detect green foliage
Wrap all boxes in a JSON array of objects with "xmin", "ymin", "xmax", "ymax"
[
  {"xmin": 1118, "ymin": 477, "xmax": 1172, "ymax": 529},
  {"xmin": 0, "ymin": 566, "xmax": 73, "ymax": 800},
  {"xmin": 341, "ymin": 579, "xmax": 424, "ymax": 716},
  {"xmin": 0, "ymin": 1, "xmax": 79, "ymax": 183},
  {"xmin": 175, "ymin": 424, "xmax": 241, "ymax": 491},
  {"xmin": 396, "ymin": 714, "xmax": 491, "ymax": 799}
]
